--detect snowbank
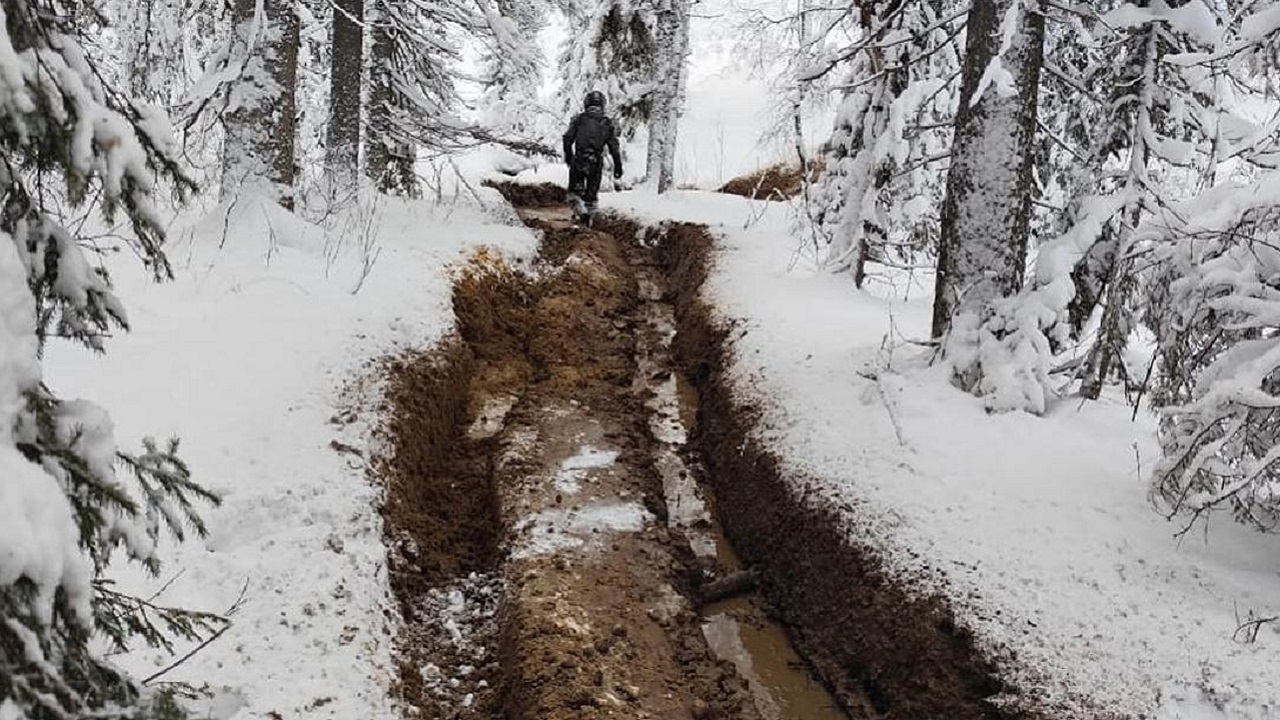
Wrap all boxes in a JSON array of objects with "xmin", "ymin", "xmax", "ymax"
[
  {"xmin": 604, "ymin": 189, "xmax": 1280, "ymax": 720},
  {"xmin": 44, "ymin": 192, "xmax": 537, "ymax": 719}
]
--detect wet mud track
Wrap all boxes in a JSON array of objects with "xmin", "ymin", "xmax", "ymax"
[{"xmin": 374, "ymin": 183, "xmax": 1035, "ymax": 720}]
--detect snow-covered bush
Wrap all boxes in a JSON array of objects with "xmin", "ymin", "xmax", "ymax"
[
  {"xmin": 0, "ymin": 2, "xmax": 220, "ymax": 718},
  {"xmin": 1146, "ymin": 190, "xmax": 1280, "ymax": 532},
  {"xmin": 808, "ymin": 0, "xmax": 963, "ymax": 285}
]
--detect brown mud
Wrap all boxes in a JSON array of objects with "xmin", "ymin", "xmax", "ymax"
[
  {"xmin": 376, "ymin": 201, "xmax": 760, "ymax": 719},
  {"xmin": 646, "ymin": 215, "xmax": 1039, "ymax": 720},
  {"xmin": 373, "ymin": 181, "xmax": 1037, "ymax": 720},
  {"xmin": 480, "ymin": 180, "xmax": 565, "ymax": 208},
  {"xmin": 717, "ymin": 161, "xmax": 822, "ymax": 201}
]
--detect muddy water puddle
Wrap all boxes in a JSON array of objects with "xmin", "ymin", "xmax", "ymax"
[
  {"xmin": 634, "ymin": 263, "xmax": 848, "ymax": 720},
  {"xmin": 702, "ymin": 535, "xmax": 848, "ymax": 720}
]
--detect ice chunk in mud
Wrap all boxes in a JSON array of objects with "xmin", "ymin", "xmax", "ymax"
[
  {"xmin": 512, "ymin": 502, "xmax": 653, "ymax": 559},
  {"xmin": 554, "ymin": 445, "xmax": 621, "ymax": 494}
]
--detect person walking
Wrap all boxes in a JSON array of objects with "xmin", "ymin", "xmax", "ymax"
[{"xmin": 563, "ymin": 90, "xmax": 623, "ymax": 226}]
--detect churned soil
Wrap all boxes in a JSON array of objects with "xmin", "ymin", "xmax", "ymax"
[
  {"xmin": 374, "ymin": 194, "xmax": 757, "ymax": 720},
  {"xmin": 716, "ymin": 161, "xmax": 822, "ymax": 201},
  {"xmin": 372, "ymin": 180, "xmax": 1039, "ymax": 720},
  {"xmin": 481, "ymin": 180, "xmax": 566, "ymax": 208},
  {"xmin": 489, "ymin": 212, "xmax": 757, "ymax": 720},
  {"xmin": 649, "ymin": 216, "xmax": 1040, "ymax": 720}
]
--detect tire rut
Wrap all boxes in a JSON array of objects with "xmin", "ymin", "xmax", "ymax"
[{"xmin": 376, "ymin": 207, "xmax": 761, "ymax": 719}]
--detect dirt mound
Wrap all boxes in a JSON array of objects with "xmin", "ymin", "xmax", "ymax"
[
  {"xmin": 376, "ymin": 251, "xmax": 543, "ymax": 719},
  {"xmin": 718, "ymin": 161, "xmax": 822, "ymax": 201},
  {"xmin": 377, "ymin": 341, "xmax": 503, "ymax": 719},
  {"xmin": 380, "ymin": 344, "xmax": 491, "ymax": 590},
  {"xmin": 452, "ymin": 248, "xmax": 536, "ymax": 368},
  {"xmin": 484, "ymin": 180, "xmax": 566, "ymax": 207}
]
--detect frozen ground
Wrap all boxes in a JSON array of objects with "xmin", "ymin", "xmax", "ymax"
[
  {"xmin": 599, "ymin": 188, "xmax": 1280, "ymax": 720},
  {"xmin": 44, "ymin": 192, "xmax": 537, "ymax": 719}
]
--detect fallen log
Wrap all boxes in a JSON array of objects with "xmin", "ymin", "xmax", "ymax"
[{"xmin": 698, "ymin": 570, "xmax": 758, "ymax": 606}]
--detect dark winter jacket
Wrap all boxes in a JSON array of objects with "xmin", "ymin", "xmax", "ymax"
[{"xmin": 563, "ymin": 107, "xmax": 622, "ymax": 170}]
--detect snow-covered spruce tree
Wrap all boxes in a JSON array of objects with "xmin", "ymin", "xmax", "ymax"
[
  {"xmin": 1059, "ymin": 1, "xmax": 1213, "ymax": 399},
  {"xmin": 809, "ymin": 0, "xmax": 965, "ymax": 286},
  {"xmin": 326, "ymin": 0, "xmax": 363, "ymax": 193},
  {"xmin": 0, "ymin": 2, "xmax": 221, "ymax": 717},
  {"xmin": 364, "ymin": 0, "xmax": 467, "ymax": 196},
  {"xmin": 644, "ymin": 0, "xmax": 690, "ymax": 193},
  {"xmin": 932, "ymin": 0, "xmax": 1045, "ymax": 403},
  {"xmin": 475, "ymin": 0, "xmax": 555, "ymax": 143},
  {"xmin": 559, "ymin": 0, "xmax": 657, "ymax": 144},
  {"xmin": 1143, "ymin": 8, "xmax": 1280, "ymax": 532},
  {"xmin": 222, "ymin": 0, "xmax": 300, "ymax": 208},
  {"xmin": 982, "ymin": 0, "xmax": 1218, "ymax": 411},
  {"xmin": 1145, "ymin": 193, "xmax": 1280, "ymax": 532}
]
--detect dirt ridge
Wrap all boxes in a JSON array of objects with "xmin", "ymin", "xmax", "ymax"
[{"xmin": 611, "ymin": 211, "xmax": 1040, "ymax": 720}]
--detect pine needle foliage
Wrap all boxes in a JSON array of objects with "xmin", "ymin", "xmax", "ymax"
[{"xmin": 0, "ymin": 2, "xmax": 221, "ymax": 718}]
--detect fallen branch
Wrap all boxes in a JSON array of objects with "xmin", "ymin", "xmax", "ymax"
[
  {"xmin": 464, "ymin": 126, "xmax": 559, "ymax": 159},
  {"xmin": 1232, "ymin": 603, "xmax": 1278, "ymax": 644},
  {"xmin": 142, "ymin": 579, "xmax": 249, "ymax": 685}
]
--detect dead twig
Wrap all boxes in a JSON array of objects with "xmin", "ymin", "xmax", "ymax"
[
  {"xmin": 142, "ymin": 579, "xmax": 250, "ymax": 686},
  {"xmin": 1232, "ymin": 602, "xmax": 1278, "ymax": 644}
]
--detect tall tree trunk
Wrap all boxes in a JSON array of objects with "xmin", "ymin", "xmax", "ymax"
[
  {"xmin": 365, "ymin": 2, "xmax": 393, "ymax": 190},
  {"xmin": 222, "ymin": 0, "xmax": 299, "ymax": 209},
  {"xmin": 274, "ymin": 5, "xmax": 300, "ymax": 207},
  {"xmin": 932, "ymin": 0, "xmax": 1044, "ymax": 376},
  {"xmin": 326, "ymin": 0, "xmax": 364, "ymax": 193},
  {"xmin": 645, "ymin": 0, "xmax": 689, "ymax": 193},
  {"xmin": 365, "ymin": 2, "xmax": 418, "ymax": 196}
]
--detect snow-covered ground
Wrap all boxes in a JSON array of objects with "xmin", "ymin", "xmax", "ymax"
[
  {"xmin": 602, "ymin": 189, "xmax": 1280, "ymax": 720},
  {"xmin": 44, "ymin": 192, "xmax": 536, "ymax": 719}
]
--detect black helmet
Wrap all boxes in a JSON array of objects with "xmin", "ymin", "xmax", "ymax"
[{"xmin": 584, "ymin": 90, "xmax": 605, "ymax": 110}]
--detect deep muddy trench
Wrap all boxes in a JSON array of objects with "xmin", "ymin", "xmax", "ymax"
[{"xmin": 377, "ymin": 184, "xmax": 1033, "ymax": 720}]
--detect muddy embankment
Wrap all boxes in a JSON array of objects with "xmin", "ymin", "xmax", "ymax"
[
  {"xmin": 635, "ymin": 212, "xmax": 1039, "ymax": 720},
  {"xmin": 373, "ymin": 180, "xmax": 1038, "ymax": 720}
]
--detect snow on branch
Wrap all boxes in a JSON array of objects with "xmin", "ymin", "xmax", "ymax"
[
  {"xmin": 0, "ymin": 2, "xmax": 220, "ymax": 717},
  {"xmin": 1145, "ymin": 189, "xmax": 1280, "ymax": 532}
]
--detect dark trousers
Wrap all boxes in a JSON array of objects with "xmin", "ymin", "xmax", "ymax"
[{"xmin": 568, "ymin": 152, "xmax": 603, "ymax": 210}]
